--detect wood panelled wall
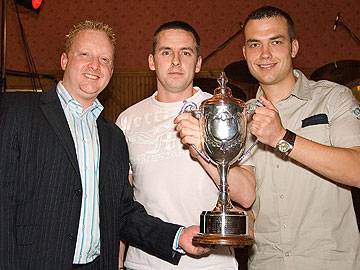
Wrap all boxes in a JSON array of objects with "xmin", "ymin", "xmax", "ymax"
[
  {"xmin": 100, "ymin": 72, "xmax": 157, "ymax": 122},
  {"xmin": 6, "ymin": 68, "xmax": 359, "ymax": 123},
  {"xmin": 6, "ymin": 70, "xmax": 232, "ymax": 122}
]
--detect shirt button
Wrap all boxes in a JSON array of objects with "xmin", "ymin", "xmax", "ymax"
[
  {"xmin": 67, "ymin": 233, "xmax": 76, "ymax": 241},
  {"xmin": 285, "ymin": 252, "xmax": 290, "ymax": 256},
  {"xmin": 280, "ymin": 194, "xmax": 284, "ymax": 199},
  {"xmin": 75, "ymin": 189, "xmax": 82, "ymax": 196},
  {"xmin": 283, "ymin": 224, "xmax": 287, "ymax": 229},
  {"xmin": 276, "ymin": 164, "xmax": 280, "ymax": 168}
]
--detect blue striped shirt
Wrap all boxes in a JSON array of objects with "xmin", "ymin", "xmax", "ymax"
[{"xmin": 57, "ymin": 82, "xmax": 103, "ymax": 264}]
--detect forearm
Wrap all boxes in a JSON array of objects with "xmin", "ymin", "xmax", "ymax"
[
  {"xmin": 227, "ymin": 165, "xmax": 256, "ymax": 208},
  {"xmin": 289, "ymin": 136, "xmax": 360, "ymax": 187}
]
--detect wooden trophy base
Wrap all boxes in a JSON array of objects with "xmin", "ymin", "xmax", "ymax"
[{"xmin": 193, "ymin": 233, "xmax": 254, "ymax": 247}]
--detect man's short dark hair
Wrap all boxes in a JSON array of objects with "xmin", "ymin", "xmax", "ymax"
[
  {"xmin": 152, "ymin": 21, "xmax": 201, "ymax": 55},
  {"xmin": 244, "ymin": 6, "xmax": 296, "ymax": 41}
]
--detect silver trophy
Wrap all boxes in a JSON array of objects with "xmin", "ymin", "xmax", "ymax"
[{"xmin": 184, "ymin": 72, "xmax": 255, "ymax": 246}]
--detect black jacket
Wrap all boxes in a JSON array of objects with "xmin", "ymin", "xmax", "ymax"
[{"xmin": 0, "ymin": 88, "xmax": 181, "ymax": 269}]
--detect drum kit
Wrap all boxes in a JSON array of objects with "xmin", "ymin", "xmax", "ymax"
[
  {"xmin": 194, "ymin": 60, "xmax": 258, "ymax": 101},
  {"xmin": 310, "ymin": 60, "xmax": 360, "ymax": 101}
]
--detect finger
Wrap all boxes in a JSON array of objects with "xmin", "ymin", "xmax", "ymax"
[
  {"xmin": 180, "ymin": 133, "xmax": 200, "ymax": 146},
  {"xmin": 196, "ymin": 246, "xmax": 211, "ymax": 254},
  {"xmin": 249, "ymin": 124, "xmax": 259, "ymax": 137},
  {"xmin": 258, "ymin": 96, "xmax": 277, "ymax": 111},
  {"xmin": 174, "ymin": 112, "xmax": 196, "ymax": 123},
  {"xmin": 175, "ymin": 120, "xmax": 200, "ymax": 136}
]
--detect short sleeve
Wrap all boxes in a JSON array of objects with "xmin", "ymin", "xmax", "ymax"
[{"xmin": 329, "ymin": 86, "xmax": 360, "ymax": 148}]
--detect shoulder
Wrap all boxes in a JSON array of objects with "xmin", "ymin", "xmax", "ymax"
[
  {"xmin": 1, "ymin": 92, "xmax": 42, "ymax": 122},
  {"xmin": 115, "ymin": 96, "xmax": 152, "ymax": 128},
  {"xmin": 1, "ymin": 92, "xmax": 41, "ymax": 107},
  {"xmin": 297, "ymin": 73, "xmax": 355, "ymax": 108},
  {"xmin": 309, "ymin": 79, "xmax": 351, "ymax": 96}
]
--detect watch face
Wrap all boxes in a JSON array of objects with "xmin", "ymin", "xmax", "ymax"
[{"xmin": 278, "ymin": 140, "xmax": 291, "ymax": 153}]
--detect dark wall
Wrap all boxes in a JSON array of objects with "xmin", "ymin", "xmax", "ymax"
[{"xmin": 4, "ymin": 0, "xmax": 360, "ymax": 74}]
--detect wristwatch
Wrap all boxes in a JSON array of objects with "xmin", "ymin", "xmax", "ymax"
[{"xmin": 276, "ymin": 129, "xmax": 296, "ymax": 155}]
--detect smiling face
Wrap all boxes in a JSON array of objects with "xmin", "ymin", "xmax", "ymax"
[
  {"xmin": 148, "ymin": 29, "xmax": 202, "ymax": 102},
  {"xmin": 243, "ymin": 16, "xmax": 299, "ymax": 92},
  {"xmin": 61, "ymin": 30, "xmax": 114, "ymax": 108}
]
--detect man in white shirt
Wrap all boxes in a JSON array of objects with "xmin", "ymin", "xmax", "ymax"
[{"xmin": 117, "ymin": 21, "xmax": 256, "ymax": 270}]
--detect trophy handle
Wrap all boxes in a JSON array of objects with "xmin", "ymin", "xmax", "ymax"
[
  {"xmin": 245, "ymin": 98, "xmax": 263, "ymax": 117},
  {"xmin": 179, "ymin": 101, "xmax": 211, "ymax": 162},
  {"xmin": 237, "ymin": 99, "xmax": 264, "ymax": 164}
]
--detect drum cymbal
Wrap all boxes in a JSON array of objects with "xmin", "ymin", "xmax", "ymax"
[
  {"xmin": 310, "ymin": 60, "xmax": 360, "ymax": 87},
  {"xmin": 194, "ymin": 77, "xmax": 247, "ymax": 100},
  {"xmin": 224, "ymin": 60, "xmax": 258, "ymax": 85}
]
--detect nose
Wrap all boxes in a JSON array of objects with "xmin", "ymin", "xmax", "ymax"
[
  {"xmin": 260, "ymin": 45, "xmax": 272, "ymax": 59},
  {"xmin": 89, "ymin": 57, "xmax": 100, "ymax": 70},
  {"xmin": 171, "ymin": 52, "xmax": 180, "ymax": 66}
]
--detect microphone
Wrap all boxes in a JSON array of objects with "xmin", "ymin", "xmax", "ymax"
[{"xmin": 333, "ymin": 13, "xmax": 340, "ymax": 31}]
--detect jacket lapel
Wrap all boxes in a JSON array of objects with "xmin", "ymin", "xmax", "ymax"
[
  {"xmin": 97, "ymin": 117, "xmax": 111, "ymax": 190},
  {"xmin": 40, "ymin": 87, "xmax": 80, "ymax": 177}
]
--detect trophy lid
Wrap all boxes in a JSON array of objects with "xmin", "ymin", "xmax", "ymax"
[
  {"xmin": 214, "ymin": 72, "xmax": 232, "ymax": 96},
  {"xmin": 209, "ymin": 72, "xmax": 245, "ymax": 106}
]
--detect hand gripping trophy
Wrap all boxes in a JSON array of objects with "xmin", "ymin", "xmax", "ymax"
[{"xmin": 182, "ymin": 72, "xmax": 256, "ymax": 246}]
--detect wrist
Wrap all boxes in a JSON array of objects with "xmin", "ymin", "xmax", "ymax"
[
  {"xmin": 173, "ymin": 227, "xmax": 186, "ymax": 254},
  {"xmin": 275, "ymin": 129, "xmax": 296, "ymax": 155},
  {"xmin": 274, "ymin": 129, "xmax": 287, "ymax": 148}
]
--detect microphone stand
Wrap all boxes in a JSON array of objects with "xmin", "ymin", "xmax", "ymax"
[
  {"xmin": 336, "ymin": 17, "xmax": 360, "ymax": 46},
  {"xmin": 202, "ymin": 23, "xmax": 244, "ymax": 64},
  {"xmin": 1, "ymin": 0, "xmax": 50, "ymax": 94},
  {"xmin": 1, "ymin": 0, "xmax": 7, "ymax": 94},
  {"xmin": 6, "ymin": 68, "xmax": 57, "ymax": 82}
]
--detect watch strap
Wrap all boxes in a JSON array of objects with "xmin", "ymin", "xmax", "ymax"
[{"xmin": 282, "ymin": 129, "xmax": 296, "ymax": 154}]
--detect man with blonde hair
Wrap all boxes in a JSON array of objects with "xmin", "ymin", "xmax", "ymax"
[{"xmin": 0, "ymin": 20, "xmax": 208, "ymax": 270}]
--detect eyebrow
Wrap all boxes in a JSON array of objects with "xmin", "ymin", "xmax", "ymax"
[
  {"xmin": 157, "ymin": 46, "xmax": 195, "ymax": 52},
  {"xmin": 246, "ymin": 34, "xmax": 286, "ymax": 44}
]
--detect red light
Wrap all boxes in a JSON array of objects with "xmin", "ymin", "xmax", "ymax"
[{"xmin": 32, "ymin": 0, "xmax": 42, "ymax": 10}]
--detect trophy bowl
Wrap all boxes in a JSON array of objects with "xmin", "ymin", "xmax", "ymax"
[{"xmin": 192, "ymin": 72, "xmax": 254, "ymax": 247}]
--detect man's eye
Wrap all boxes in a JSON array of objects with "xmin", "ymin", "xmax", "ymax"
[
  {"xmin": 272, "ymin": 40, "xmax": 282, "ymax": 45},
  {"xmin": 183, "ymin": 51, "xmax": 191, "ymax": 56},
  {"xmin": 161, "ymin": 51, "xmax": 171, "ymax": 56},
  {"xmin": 249, "ymin": 43, "xmax": 259, "ymax": 48},
  {"xmin": 100, "ymin": 57, "xmax": 110, "ymax": 64}
]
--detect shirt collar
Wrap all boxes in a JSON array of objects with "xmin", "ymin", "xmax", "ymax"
[
  {"xmin": 291, "ymin": 69, "xmax": 313, "ymax": 101},
  {"xmin": 256, "ymin": 69, "xmax": 313, "ymax": 102},
  {"xmin": 56, "ymin": 81, "xmax": 104, "ymax": 119}
]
